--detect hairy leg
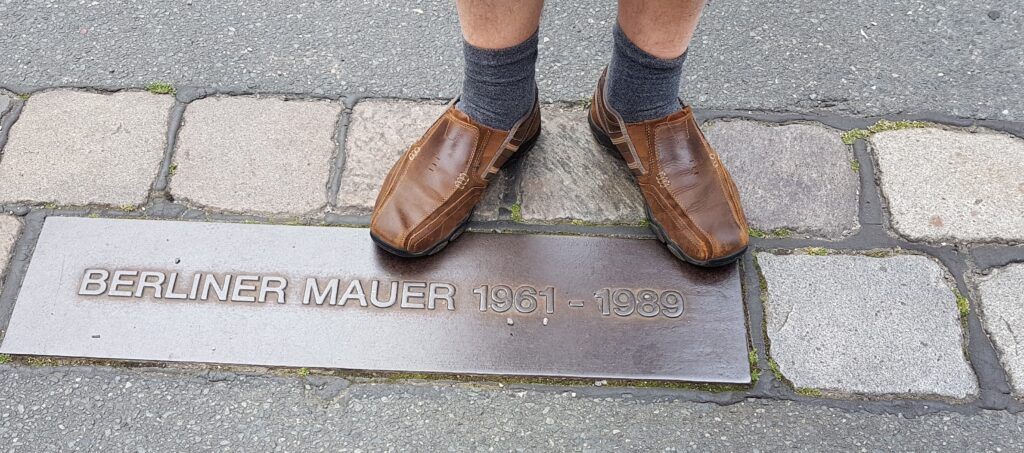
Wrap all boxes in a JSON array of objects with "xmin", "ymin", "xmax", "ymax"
[
  {"xmin": 617, "ymin": 0, "xmax": 706, "ymax": 59},
  {"xmin": 456, "ymin": 0, "xmax": 544, "ymax": 49}
]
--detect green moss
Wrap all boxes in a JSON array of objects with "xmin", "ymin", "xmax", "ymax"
[
  {"xmin": 374, "ymin": 371, "xmax": 749, "ymax": 392},
  {"xmin": 842, "ymin": 119, "xmax": 929, "ymax": 145},
  {"xmin": 121, "ymin": 205, "xmax": 137, "ymax": 212},
  {"xmin": 754, "ymin": 256, "xmax": 768, "ymax": 303},
  {"xmin": 17, "ymin": 93, "xmax": 31, "ymax": 101},
  {"xmin": 146, "ymin": 83, "xmax": 175, "ymax": 95},
  {"xmin": 25, "ymin": 357, "xmax": 56, "ymax": 367},
  {"xmin": 510, "ymin": 203, "xmax": 524, "ymax": 223},
  {"xmin": 749, "ymin": 228, "xmax": 793, "ymax": 239},
  {"xmin": 772, "ymin": 228, "xmax": 792, "ymax": 238},
  {"xmin": 869, "ymin": 119, "xmax": 928, "ymax": 134},
  {"xmin": 87, "ymin": 213, "xmax": 100, "ymax": 218},
  {"xmin": 748, "ymin": 349, "xmax": 761, "ymax": 383},
  {"xmin": 849, "ymin": 159, "xmax": 860, "ymax": 173},
  {"xmin": 43, "ymin": 202, "xmax": 58, "ymax": 210},
  {"xmin": 841, "ymin": 128, "xmax": 870, "ymax": 145},
  {"xmin": 862, "ymin": 249, "xmax": 896, "ymax": 258},
  {"xmin": 168, "ymin": 163, "xmax": 178, "ymax": 175},
  {"xmin": 795, "ymin": 387, "xmax": 822, "ymax": 397},
  {"xmin": 297, "ymin": 367, "xmax": 310, "ymax": 378},
  {"xmin": 0, "ymin": 354, "xmax": 11, "ymax": 364},
  {"xmin": 804, "ymin": 247, "xmax": 828, "ymax": 256},
  {"xmin": 241, "ymin": 220, "xmax": 260, "ymax": 224},
  {"xmin": 767, "ymin": 358, "xmax": 783, "ymax": 381},
  {"xmin": 954, "ymin": 290, "xmax": 970, "ymax": 324}
]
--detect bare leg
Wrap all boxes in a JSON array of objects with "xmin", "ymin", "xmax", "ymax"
[
  {"xmin": 617, "ymin": 0, "xmax": 706, "ymax": 59},
  {"xmin": 456, "ymin": 0, "xmax": 544, "ymax": 49},
  {"xmin": 454, "ymin": 0, "xmax": 544, "ymax": 130}
]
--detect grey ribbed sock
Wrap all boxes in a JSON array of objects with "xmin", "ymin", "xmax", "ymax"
[
  {"xmin": 606, "ymin": 23, "xmax": 686, "ymax": 123},
  {"xmin": 456, "ymin": 32, "xmax": 538, "ymax": 131}
]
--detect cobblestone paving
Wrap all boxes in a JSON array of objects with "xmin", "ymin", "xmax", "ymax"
[
  {"xmin": 0, "ymin": 215, "xmax": 20, "ymax": 295},
  {"xmin": 975, "ymin": 264, "xmax": 1024, "ymax": 397},
  {"xmin": 1, "ymin": 91, "xmax": 1023, "ymax": 448},
  {"xmin": 518, "ymin": 106, "xmax": 644, "ymax": 224},
  {"xmin": 171, "ymin": 96, "xmax": 341, "ymax": 216},
  {"xmin": 0, "ymin": 91, "xmax": 172, "ymax": 206},
  {"xmin": 872, "ymin": 128, "xmax": 1024, "ymax": 242},
  {"xmin": 0, "ymin": 94, "xmax": 11, "ymax": 120},
  {"xmin": 704, "ymin": 121, "xmax": 859, "ymax": 238},
  {"xmin": 758, "ymin": 252, "xmax": 976, "ymax": 399}
]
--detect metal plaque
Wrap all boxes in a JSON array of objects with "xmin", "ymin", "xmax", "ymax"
[{"xmin": 1, "ymin": 217, "xmax": 749, "ymax": 383}]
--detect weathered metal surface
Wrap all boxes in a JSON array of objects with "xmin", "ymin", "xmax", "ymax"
[{"xmin": 1, "ymin": 217, "xmax": 749, "ymax": 383}]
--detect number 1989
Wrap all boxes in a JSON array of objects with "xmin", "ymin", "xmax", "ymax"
[{"xmin": 595, "ymin": 288, "xmax": 684, "ymax": 318}]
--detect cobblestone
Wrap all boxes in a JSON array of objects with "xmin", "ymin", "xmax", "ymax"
[
  {"xmin": 518, "ymin": 106, "xmax": 644, "ymax": 224},
  {"xmin": 170, "ymin": 96, "xmax": 341, "ymax": 215},
  {"xmin": 0, "ymin": 94, "xmax": 11, "ymax": 118},
  {"xmin": 872, "ymin": 128, "xmax": 1024, "ymax": 243},
  {"xmin": 704, "ymin": 120, "xmax": 859, "ymax": 238},
  {"xmin": 758, "ymin": 252, "xmax": 977, "ymax": 399},
  {"xmin": 975, "ymin": 264, "xmax": 1024, "ymax": 396},
  {"xmin": 0, "ymin": 90, "xmax": 172, "ymax": 206},
  {"xmin": 0, "ymin": 215, "xmax": 21, "ymax": 294}
]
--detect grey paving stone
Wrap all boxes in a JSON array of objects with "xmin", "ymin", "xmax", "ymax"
[
  {"xmin": 171, "ymin": 96, "xmax": 341, "ymax": 216},
  {"xmin": 704, "ymin": 121, "xmax": 859, "ymax": 238},
  {"xmin": 0, "ymin": 90, "xmax": 172, "ymax": 206},
  {"xmin": 0, "ymin": 215, "xmax": 21, "ymax": 294},
  {"xmin": 872, "ymin": 128, "xmax": 1024, "ymax": 243},
  {"xmin": 518, "ymin": 107, "xmax": 644, "ymax": 225},
  {"xmin": 757, "ymin": 252, "xmax": 977, "ymax": 399},
  {"xmin": 975, "ymin": 264, "xmax": 1024, "ymax": 396},
  {"xmin": 0, "ymin": 94, "xmax": 10, "ymax": 118},
  {"xmin": 336, "ymin": 100, "xmax": 508, "ymax": 221}
]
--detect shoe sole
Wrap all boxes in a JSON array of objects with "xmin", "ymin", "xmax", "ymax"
[
  {"xmin": 371, "ymin": 130, "xmax": 541, "ymax": 259},
  {"xmin": 587, "ymin": 115, "xmax": 746, "ymax": 268}
]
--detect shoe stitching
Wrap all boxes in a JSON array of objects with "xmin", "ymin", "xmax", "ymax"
[
  {"xmin": 407, "ymin": 185, "xmax": 482, "ymax": 250},
  {"xmin": 691, "ymin": 120, "xmax": 748, "ymax": 248},
  {"xmin": 648, "ymin": 119, "xmax": 717, "ymax": 258},
  {"xmin": 373, "ymin": 108, "xmax": 450, "ymax": 230},
  {"xmin": 398, "ymin": 121, "xmax": 480, "ymax": 248}
]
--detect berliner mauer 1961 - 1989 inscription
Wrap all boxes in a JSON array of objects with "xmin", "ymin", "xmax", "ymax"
[
  {"xmin": 76, "ymin": 269, "xmax": 687, "ymax": 319},
  {"xmin": 1, "ymin": 217, "xmax": 750, "ymax": 383}
]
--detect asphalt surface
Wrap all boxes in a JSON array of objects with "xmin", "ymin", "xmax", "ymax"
[
  {"xmin": 0, "ymin": 1, "xmax": 1021, "ymax": 121},
  {"xmin": 1, "ymin": 365, "xmax": 1022, "ymax": 452}
]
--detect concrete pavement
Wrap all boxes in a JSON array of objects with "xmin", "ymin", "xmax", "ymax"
[
  {"xmin": 0, "ymin": 0, "xmax": 1021, "ymax": 120},
  {"xmin": 2, "ymin": 364, "xmax": 1023, "ymax": 452}
]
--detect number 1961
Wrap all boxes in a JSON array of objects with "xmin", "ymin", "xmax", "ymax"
[
  {"xmin": 474, "ymin": 285, "xmax": 555, "ymax": 314},
  {"xmin": 595, "ymin": 288, "xmax": 684, "ymax": 318}
]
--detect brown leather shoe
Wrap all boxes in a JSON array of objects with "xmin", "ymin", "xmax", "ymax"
[
  {"xmin": 371, "ymin": 97, "xmax": 541, "ymax": 257},
  {"xmin": 588, "ymin": 71, "xmax": 749, "ymax": 267}
]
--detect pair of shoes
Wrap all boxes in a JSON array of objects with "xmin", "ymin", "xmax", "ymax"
[{"xmin": 370, "ymin": 73, "xmax": 749, "ymax": 267}]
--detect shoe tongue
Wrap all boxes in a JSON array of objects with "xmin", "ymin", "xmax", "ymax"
[
  {"xmin": 661, "ymin": 106, "xmax": 692, "ymax": 123},
  {"xmin": 449, "ymin": 103, "xmax": 516, "ymax": 133},
  {"xmin": 449, "ymin": 104, "xmax": 472, "ymax": 123}
]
